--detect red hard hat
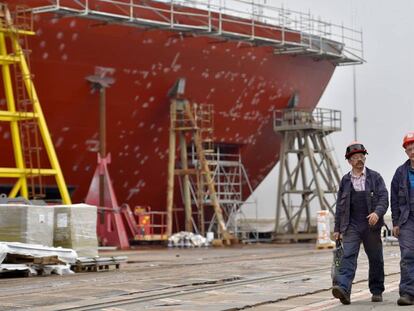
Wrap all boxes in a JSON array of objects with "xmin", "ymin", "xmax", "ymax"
[
  {"xmin": 403, "ymin": 132, "xmax": 414, "ymax": 148},
  {"xmin": 345, "ymin": 141, "xmax": 368, "ymax": 159}
]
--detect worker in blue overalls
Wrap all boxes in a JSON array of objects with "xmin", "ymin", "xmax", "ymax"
[
  {"xmin": 391, "ymin": 132, "xmax": 414, "ymax": 306},
  {"xmin": 332, "ymin": 142, "xmax": 388, "ymax": 305}
]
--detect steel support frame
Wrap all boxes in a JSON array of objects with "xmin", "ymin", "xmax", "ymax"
[
  {"xmin": 274, "ymin": 127, "xmax": 340, "ymax": 240},
  {"xmin": 0, "ymin": 7, "xmax": 71, "ymax": 203}
]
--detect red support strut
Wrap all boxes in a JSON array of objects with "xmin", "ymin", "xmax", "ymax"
[{"xmin": 85, "ymin": 153, "xmax": 130, "ymax": 249}]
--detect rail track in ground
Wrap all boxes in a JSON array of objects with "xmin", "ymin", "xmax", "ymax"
[{"xmin": 0, "ymin": 245, "xmax": 402, "ymax": 311}]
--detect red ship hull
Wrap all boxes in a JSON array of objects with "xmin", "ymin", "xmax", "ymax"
[{"xmin": 2, "ymin": 1, "xmax": 336, "ymax": 214}]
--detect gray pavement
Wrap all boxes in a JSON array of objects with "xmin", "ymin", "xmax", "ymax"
[
  {"xmin": 254, "ymin": 274, "xmax": 402, "ymax": 310},
  {"xmin": 0, "ymin": 243, "xmax": 406, "ymax": 310}
]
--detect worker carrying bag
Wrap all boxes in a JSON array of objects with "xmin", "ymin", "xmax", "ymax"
[{"xmin": 331, "ymin": 239, "xmax": 343, "ymax": 286}]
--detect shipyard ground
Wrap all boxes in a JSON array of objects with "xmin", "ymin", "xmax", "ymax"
[{"xmin": 0, "ymin": 243, "xmax": 404, "ymax": 311}]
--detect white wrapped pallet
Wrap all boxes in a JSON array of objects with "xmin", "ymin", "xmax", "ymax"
[
  {"xmin": 0, "ymin": 204, "xmax": 54, "ymax": 246},
  {"xmin": 53, "ymin": 204, "xmax": 98, "ymax": 258}
]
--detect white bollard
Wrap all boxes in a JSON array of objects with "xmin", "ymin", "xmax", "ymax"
[
  {"xmin": 316, "ymin": 210, "xmax": 335, "ymax": 249},
  {"xmin": 206, "ymin": 232, "xmax": 214, "ymax": 243}
]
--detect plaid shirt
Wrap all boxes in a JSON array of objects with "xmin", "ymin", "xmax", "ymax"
[{"xmin": 350, "ymin": 167, "xmax": 366, "ymax": 191}]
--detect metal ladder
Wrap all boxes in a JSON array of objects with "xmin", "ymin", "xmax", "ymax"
[{"xmin": 11, "ymin": 12, "xmax": 45, "ymax": 199}]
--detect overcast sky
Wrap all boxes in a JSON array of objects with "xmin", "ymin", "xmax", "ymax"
[{"xmin": 246, "ymin": 0, "xmax": 414, "ymax": 219}]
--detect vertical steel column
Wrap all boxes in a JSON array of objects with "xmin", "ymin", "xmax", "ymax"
[
  {"xmin": 166, "ymin": 100, "xmax": 177, "ymax": 237},
  {"xmin": 197, "ymin": 169, "xmax": 205, "ymax": 235},
  {"xmin": 274, "ymin": 131, "xmax": 287, "ymax": 234},
  {"xmin": 179, "ymin": 126, "xmax": 192, "ymax": 232},
  {"xmin": 99, "ymin": 86, "xmax": 106, "ymax": 208},
  {"xmin": 86, "ymin": 73, "xmax": 114, "ymax": 209}
]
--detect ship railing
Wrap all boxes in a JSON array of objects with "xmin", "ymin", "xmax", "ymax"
[
  {"xmin": 273, "ymin": 108, "xmax": 342, "ymax": 133},
  {"xmin": 29, "ymin": 0, "xmax": 363, "ymax": 65},
  {"xmin": 175, "ymin": 0, "xmax": 363, "ymax": 64}
]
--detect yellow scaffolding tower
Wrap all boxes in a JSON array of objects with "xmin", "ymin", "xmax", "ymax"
[{"xmin": 0, "ymin": 4, "xmax": 71, "ymax": 204}]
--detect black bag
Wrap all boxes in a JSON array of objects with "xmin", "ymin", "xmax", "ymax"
[{"xmin": 331, "ymin": 239, "xmax": 343, "ymax": 286}]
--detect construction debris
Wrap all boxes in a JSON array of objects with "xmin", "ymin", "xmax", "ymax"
[
  {"xmin": 0, "ymin": 242, "xmax": 128, "ymax": 277},
  {"xmin": 0, "ymin": 242, "xmax": 77, "ymax": 277},
  {"xmin": 0, "ymin": 242, "xmax": 77, "ymax": 263},
  {"xmin": 0, "ymin": 264, "xmax": 37, "ymax": 277},
  {"xmin": 167, "ymin": 232, "xmax": 209, "ymax": 248}
]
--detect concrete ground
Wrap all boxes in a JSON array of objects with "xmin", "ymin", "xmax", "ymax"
[{"xmin": 0, "ymin": 243, "xmax": 405, "ymax": 310}]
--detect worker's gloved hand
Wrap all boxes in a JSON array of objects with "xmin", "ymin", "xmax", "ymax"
[
  {"xmin": 393, "ymin": 226, "xmax": 400, "ymax": 237},
  {"xmin": 367, "ymin": 212, "xmax": 379, "ymax": 226}
]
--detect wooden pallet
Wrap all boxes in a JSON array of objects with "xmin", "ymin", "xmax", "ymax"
[
  {"xmin": 71, "ymin": 256, "xmax": 126, "ymax": 273},
  {"xmin": 5, "ymin": 254, "xmax": 63, "ymax": 265},
  {"xmin": 316, "ymin": 243, "xmax": 335, "ymax": 250},
  {"xmin": 71, "ymin": 263, "xmax": 120, "ymax": 273}
]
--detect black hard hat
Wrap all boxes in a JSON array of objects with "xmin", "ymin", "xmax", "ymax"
[{"xmin": 345, "ymin": 142, "xmax": 368, "ymax": 159}]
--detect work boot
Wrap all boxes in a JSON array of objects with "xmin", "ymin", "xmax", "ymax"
[
  {"xmin": 332, "ymin": 285, "xmax": 351, "ymax": 305},
  {"xmin": 371, "ymin": 294, "xmax": 383, "ymax": 302},
  {"xmin": 397, "ymin": 295, "xmax": 414, "ymax": 306}
]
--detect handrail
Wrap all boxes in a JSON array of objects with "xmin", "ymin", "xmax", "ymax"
[
  {"xmin": 28, "ymin": 0, "xmax": 364, "ymax": 64},
  {"xmin": 273, "ymin": 108, "xmax": 342, "ymax": 132}
]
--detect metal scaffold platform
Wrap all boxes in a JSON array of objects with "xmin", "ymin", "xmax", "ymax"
[
  {"xmin": 0, "ymin": 4, "xmax": 71, "ymax": 203},
  {"xmin": 27, "ymin": 0, "xmax": 363, "ymax": 65},
  {"xmin": 273, "ymin": 108, "xmax": 342, "ymax": 241}
]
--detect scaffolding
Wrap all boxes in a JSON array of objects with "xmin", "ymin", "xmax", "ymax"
[
  {"xmin": 273, "ymin": 108, "xmax": 341, "ymax": 241},
  {"xmin": 28, "ymin": 0, "xmax": 363, "ymax": 65},
  {"xmin": 166, "ymin": 78, "xmax": 257, "ymax": 242},
  {"xmin": 166, "ymin": 78, "xmax": 232, "ymax": 244},
  {"xmin": 189, "ymin": 145, "xmax": 258, "ymax": 241},
  {"xmin": 0, "ymin": 4, "xmax": 71, "ymax": 203}
]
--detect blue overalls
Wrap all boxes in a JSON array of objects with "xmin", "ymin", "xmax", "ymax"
[
  {"xmin": 398, "ymin": 168, "xmax": 414, "ymax": 297},
  {"xmin": 336, "ymin": 185, "xmax": 385, "ymax": 295}
]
